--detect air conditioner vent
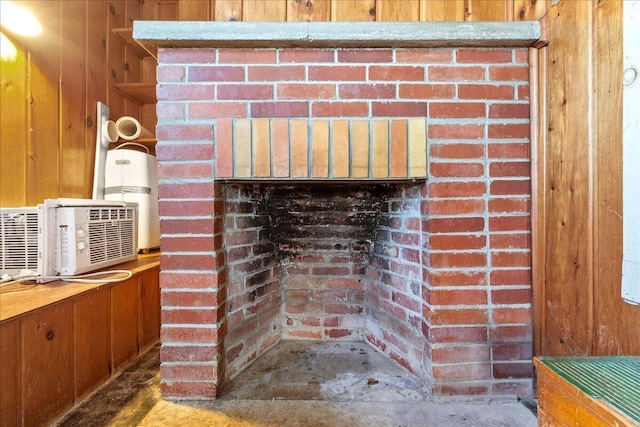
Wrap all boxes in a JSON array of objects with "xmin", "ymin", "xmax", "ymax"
[
  {"xmin": 87, "ymin": 207, "xmax": 136, "ymax": 265},
  {"xmin": 0, "ymin": 208, "xmax": 39, "ymax": 275}
]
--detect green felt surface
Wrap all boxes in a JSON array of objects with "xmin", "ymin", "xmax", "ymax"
[{"xmin": 539, "ymin": 356, "xmax": 640, "ymax": 424}]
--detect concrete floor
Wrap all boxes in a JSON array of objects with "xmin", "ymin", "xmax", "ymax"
[{"xmin": 56, "ymin": 341, "xmax": 538, "ymax": 427}]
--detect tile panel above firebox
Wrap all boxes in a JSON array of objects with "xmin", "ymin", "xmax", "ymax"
[{"xmin": 215, "ymin": 118, "xmax": 426, "ymax": 180}]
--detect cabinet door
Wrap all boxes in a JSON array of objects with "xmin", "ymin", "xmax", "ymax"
[
  {"xmin": 22, "ymin": 301, "xmax": 74, "ymax": 427},
  {"xmin": 75, "ymin": 287, "xmax": 111, "ymax": 401},
  {"xmin": 112, "ymin": 277, "xmax": 139, "ymax": 370},
  {"xmin": 140, "ymin": 267, "xmax": 160, "ymax": 350},
  {"xmin": 0, "ymin": 320, "xmax": 21, "ymax": 427}
]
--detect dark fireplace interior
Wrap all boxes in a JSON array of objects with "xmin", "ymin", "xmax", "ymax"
[{"xmin": 222, "ymin": 182, "xmax": 426, "ymax": 381}]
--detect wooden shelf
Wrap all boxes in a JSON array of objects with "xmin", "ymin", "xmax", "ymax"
[
  {"xmin": 113, "ymin": 82, "xmax": 157, "ymax": 104},
  {"xmin": 113, "ymin": 28, "xmax": 151, "ymax": 58}
]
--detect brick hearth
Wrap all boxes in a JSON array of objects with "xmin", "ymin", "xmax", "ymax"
[{"xmin": 141, "ymin": 21, "xmax": 537, "ymax": 400}]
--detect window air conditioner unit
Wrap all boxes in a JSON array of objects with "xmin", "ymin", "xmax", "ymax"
[
  {"xmin": 38, "ymin": 198, "xmax": 138, "ymax": 281},
  {"xmin": 0, "ymin": 207, "xmax": 40, "ymax": 277}
]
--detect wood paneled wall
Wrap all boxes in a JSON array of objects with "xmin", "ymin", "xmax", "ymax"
[
  {"xmin": 535, "ymin": 0, "xmax": 640, "ymax": 357},
  {"xmin": 0, "ymin": 0, "xmax": 142, "ymax": 207}
]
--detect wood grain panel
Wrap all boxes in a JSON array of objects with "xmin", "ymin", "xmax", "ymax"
[
  {"xmin": 60, "ymin": 1, "xmax": 88, "ymax": 199},
  {"xmin": 215, "ymin": 0, "xmax": 243, "ymax": 21},
  {"xmin": 331, "ymin": 0, "xmax": 376, "ymax": 21},
  {"xmin": 124, "ymin": 0, "xmax": 143, "ymax": 121},
  {"xmin": 466, "ymin": 0, "xmax": 507, "ymax": 21},
  {"xmin": 140, "ymin": 268, "xmax": 161, "ymax": 350},
  {"xmin": 531, "ymin": 44, "xmax": 546, "ymax": 357},
  {"xmin": 514, "ymin": 0, "xmax": 549, "ymax": 21},
  {"xmin": 243, "ymin": 0, "xmax": 287, "ymax": 21},
  {"xmin": 25, "ymin": 0, "xmax": 61, "ymax": 205},
  {"xmin": 22, "ymin": 301, "xmax": 74, "ymax": 427},
  {"xmin": 86, "ymin": 1, "xmax": 109, "ymax": 199},
  {"xmin": 74, "ymin": 287, "xmax": 111, "ymax": 401},
  {"xmin": 0, "ymin": 320, "xmax": 21, "ymax": 427},
  {"xmin": 0, "ymin": 37, "xmax": 28, "ymax": 207},
  {"xmin": 287, "ymin": 0, "xmax": 330, "ymax": 21},
  {"xmin": 592, "ymin": 0, "xmax": 639, "ymax": 355},
  {"xmin": 179, "ymin": 0, "xmax": 212, "ymax": 20},
  {"xmin": 421, "ymin": 0, "xmax": 466, "ymax": 21},
  {"xmin": 376, "ymin": 0, "xmax": 420, "ymax": 21},
  {"xmin": 112, "ymin": 277, "xmax": 140, "ymax": 370},
  {"xmin": 142, "ymin": 0, "xmax": 180, "ymax": 20},
  {"xmin": 107, "ymin": 0, "xmax": 126, "ymax": 121},
  {"xmin": 542, "ymin": 0, "xmax": 593, "ymax": 356}
]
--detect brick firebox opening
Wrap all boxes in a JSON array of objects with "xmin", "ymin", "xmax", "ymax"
[{"xmin": 135, "ymin": 21, "xmax": 540, "ymax": 400}]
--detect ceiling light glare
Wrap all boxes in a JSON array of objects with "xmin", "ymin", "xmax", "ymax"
[
  {"xmin": 0, "ymin": 1, "xmax": 42, "ymax": 37},
  {"xmin": 0, "ymin": 32, "xmax": 18, "ymax": 61}
]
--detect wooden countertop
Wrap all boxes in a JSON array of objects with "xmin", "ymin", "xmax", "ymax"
[{"xmin": 0, "ymin": 254, "xmax": 160, "ymax": 323}]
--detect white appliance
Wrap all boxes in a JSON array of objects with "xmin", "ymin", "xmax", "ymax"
[
  {"xmin": 92, "ymin": 102, "xmax": 159, "ymax": 252},
  {"xmin": 38, "ymin": 198, "xmax": 138, "ymax": 281},
  {"xmin": 104, "ymin": 146, "xmax": 160, "ymax": 251},
  {"xmin": 0, "ymin": 207, "xmax": 39, "ymax": 276}
]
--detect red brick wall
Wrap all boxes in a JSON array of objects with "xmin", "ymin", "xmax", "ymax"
[
  {"xmin": 223, "ymin": 185, "xmax": 281, "ymax": 380},
  {"xmin": 366, "ymin": 184, "xmax": 425, "ymax": 378},
  {"xmin": 269, "ymin": 185, "xmax": 381, "ymax": 340},
  {"xmin": 156, "ymin": 46, "xmax": 532, "ymax": 399}
]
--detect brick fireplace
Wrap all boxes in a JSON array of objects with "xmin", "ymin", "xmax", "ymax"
[{"xmin": 135, "ymin": 21, "xmax": 540, "ymax": 400}]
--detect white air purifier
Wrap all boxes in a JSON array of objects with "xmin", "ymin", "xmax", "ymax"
[{"xmin": 104, "ymin": 145, "xmax": 160, "ymax": 252}]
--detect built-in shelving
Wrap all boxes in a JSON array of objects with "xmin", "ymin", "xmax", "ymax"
[
  {"xmin": 113, "ymin": 28, "xmax": 157, "ymax": 105},
  {"xmin": 113, "ymin": 82, "xmax": 156, "ymax": 105},
  {"xmin": 113, "ymin": 28, "xmax": 151, "ymax": 58}
]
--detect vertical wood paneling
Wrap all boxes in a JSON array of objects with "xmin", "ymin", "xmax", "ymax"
[
  {"xmin": 74, "ymin": 288, "xmax": 111, "ymax": 401},
  {"xmin": 331, "ymin": 0, "xmax": 376, "ymax": 21},
  {"xmin": 421, "ymin": 0, "xmax": 466, "ymax": 21},
  {"xmin": 542, "ymin": 0, "xmax": 593, "ymax": 356},
  {"xmin": 142, "ymin": 0, "xmax": 180, "ymax": 20},
  {"xmin": 106, "ymin": 1, "xmax": 126, "ymax": 121},
  {"xmin": 376, "ymin": 0, "xmax": 420, "ymax": 21},
  {"xmin": 592, "ymin": 0, "xmax": 639, "ymax": 355},
  {"xmin": 531, "ymin": 43, "xmax": 547, "ymax": 357},
  {"xmin": 112, "ymin": 278, "xmax": 140, "ymax": 369},
  {"xmin": 514, "ymin": 0, "xmax": 549, "ymax": 21},
  {"xmin": 0, "ymin": 37, "xmax": 28, "ymax": 207},
  {"xmin": 0, "ymin": 321, "xmax": 21, "ymax": 427},
  {"xmin": 124, "ymin": 0, "xmax": 143, "ymax": 120},
  {"xmin": 60, "ymin": 1, "xmax": 88, "ymax": 198},
  {"xmin": 243, "ymin": 0, "xmax": 287, "ymax": 21},
  {"xmin": 287, "ymin": 0, "xmax": 330, "ymax": 21},
  {"xmin": 22, "ymin": 302, "xmax": 74, "ymax": 427},
  {"xmin": 466, "ymin": 0, "xmax": 507, "ymax": 21},
  {"xmin": 215, "ymin": 0, "xmax": 243, "ymax": 21},
  {"xmin": 86, "ymin": 1, "xmax": 109, "ymax": 198},
  {"xmin": 140, "ymin": 268, "xmax": 161, "ymax": 350},
  {"xmin": 179, "ymin": 0, "xmax": 212, "ymax": 20},
  {"xmin": 25, "ymin": 0, "xmax": 61, "ymax": 205}
]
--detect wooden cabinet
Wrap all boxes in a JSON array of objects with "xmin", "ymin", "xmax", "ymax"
[
  {"xmin": 535, "ymin": 357, "xmax": 640, "ymax": 427},
  {"xmin": 112, "ymin": 277, "xmax": 141, "ymax": 369},
  {"xmin": 0, "ymin": 321, "xmax": 21, "ymax": 427},
  {"xmin": 22, "ymin": 302, "xmax": 74, "ymax": 427},
  {"xmin": 74, "ymin": 287, "xmax": 111, "ymax": 401},
  {"xmin": 0, "ymin": 257, "xmax": 159, "ymax": 427},
  {"xmin": 140, "ymin": 268, "xmax": 161, "ymax": 350}
]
